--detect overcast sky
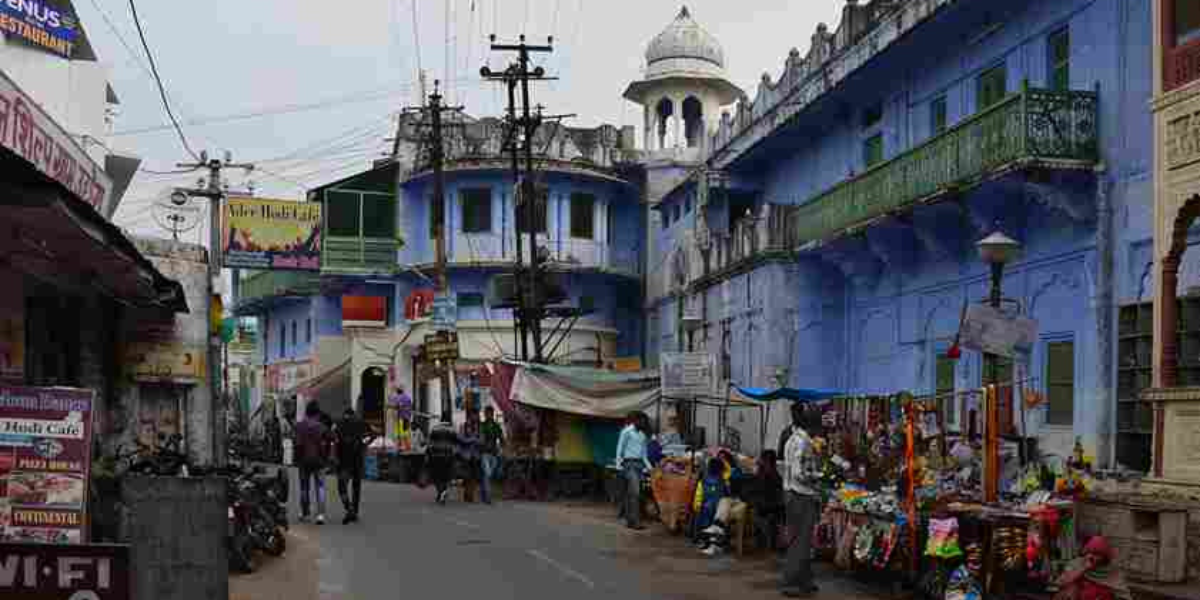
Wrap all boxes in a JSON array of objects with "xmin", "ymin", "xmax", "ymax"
[{"xmin": 79, "ymin": 0, "xmax": 845, "ymax": 239}]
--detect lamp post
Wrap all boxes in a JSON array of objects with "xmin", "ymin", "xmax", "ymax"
[{"xmin": 976, "ymin": 230, "xmax": 1022, "ymax": 500}]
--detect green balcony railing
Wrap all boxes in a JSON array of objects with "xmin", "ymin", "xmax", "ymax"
[
  {"xmin": 238, "ymin": 270, "xmax": 321, "ymax": 304},
  {"xmin": 322, "ymin": 236, "xmax": 399, "ymax": 273},
  {"xmin": 788, "ymin": 85, "xmax": 1099, "ymax": 245}
]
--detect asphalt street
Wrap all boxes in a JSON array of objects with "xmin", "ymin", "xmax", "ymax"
[{"xmin": 285, "ymin": 475, "xmax": 878, "ymax": 600}]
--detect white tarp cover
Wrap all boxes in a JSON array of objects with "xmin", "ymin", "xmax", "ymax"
[{"xmin": 508, "ymin": 362, "xmax": 661, "ymax": 418}]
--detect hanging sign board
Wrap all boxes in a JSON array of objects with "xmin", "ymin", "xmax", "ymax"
[
  {"xmin": 959, "ymin": 304, "xmax": 1038, "ymax": 358},
  {"xmin": 0, "ymin": 386, "xmax": 95, "ymax": 545},
  {"xmin": 423, "ymin": 332, "xmax": 459, "ymax": 363},
  {"xmin": 660, "ymin": 352, "xmax": 714, "ymax": 398},
  {"xmin": 0, "ymin": 0, "xmax": 79, "ymax": 58},
  {"xmin": 0, "ymin": 542, "xmax": 130, "ymax": 599}
]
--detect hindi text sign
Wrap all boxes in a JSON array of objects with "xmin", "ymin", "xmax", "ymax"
[{"xmin": 660, "ymin": 353, "xmax": 714, "ymax": 398}]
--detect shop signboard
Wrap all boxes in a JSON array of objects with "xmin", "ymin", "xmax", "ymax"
[
  {"xmin": 959, "ymin": 304, "xmax": 1038, "ymax": 359},
  {"xmin": 0, "ymin": 386, "xmax": 95, "ymax": 545},
  {"xmin": 0, "ymin": 0, "xmax": 79, "ymax": 58},
  {"xmin": 610, "ymin": 357, "xmax": 643, "ymax": 373},
  {"xmin": 423, "ymin": 332, "xmax": 459, "ymax": 363},
  {"xmin": 660, "ymin": 352, "xmax": 714, "ymax": 398},
  {"xmin": 431, "ymin": 294, "xmax": 457, "ymax": 332},
  {"xmin": 0, "ymin": 542, "xmax": 130, "ymax": 599},
  {"xmin": 0, "ymin": 71, "xmax": 111, "ymax": 210},
  {"xmin": 222, "ymin": 197, "xmax": 321, "ymax": 270},
  {"xmin": 122, "ymin": 343, "xmax": 206, "ymax": 383},
  {"xmin": 342, "ymin": 296, "xmax": 386, "ymax": 328}
]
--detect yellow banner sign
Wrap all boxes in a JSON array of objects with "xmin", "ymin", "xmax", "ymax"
[
  {"xmin": 124, "ymin": 343, "xmax": 206, "ymax": 383},
  {"xmin": 610, "ymin": 357, "xmax": 643, "ymax": 372},
  {"xmin": 223, "ymin": 197, "xmax": 321, "ymax": 270}
]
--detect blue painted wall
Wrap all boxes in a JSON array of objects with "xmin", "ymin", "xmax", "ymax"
[{"xmin": 644, "ymin": 0, "xmax": 1154, "ymax": 462}]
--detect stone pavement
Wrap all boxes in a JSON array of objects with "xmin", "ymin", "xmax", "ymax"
[{"xmin": 229, "ymin": 527, "xmax": 320, "ymax": 600}]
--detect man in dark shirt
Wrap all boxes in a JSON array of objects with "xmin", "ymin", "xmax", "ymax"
[
  {"xmin": 334, "ymin": 404, "xmax": 376, "ymax": 524},
  {"xmin": 480, "ymin": 406, "xmax": 504, "ymax": 505},
  {"xmin": 294, "ymin": 402, "xmax": 330, "ymax": 524}
]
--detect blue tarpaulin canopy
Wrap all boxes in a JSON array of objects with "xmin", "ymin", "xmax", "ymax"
[{"xmin": 735, "ymin": 387, "xmax": 843, "ymax": 402}]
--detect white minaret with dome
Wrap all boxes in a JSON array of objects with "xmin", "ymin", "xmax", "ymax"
[{"xmin": 623, "ymin": 6, "xmax": 743, "ymax": 153}]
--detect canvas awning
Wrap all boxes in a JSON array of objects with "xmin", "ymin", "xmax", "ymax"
[
  {"xmin": 507, "ymin": 361, "xmax": 660, "ymax": 419},
  {"xmin": 734, "ymin": 387, "xmax": 843, "ymax": 402}
]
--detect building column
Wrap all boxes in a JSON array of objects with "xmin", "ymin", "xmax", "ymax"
[
  {"xmin": 673, "ymin": 95, "xmax": 685, "ymax": 149},
  {"xmin": 643, "ymin": 106, "xmax": 654, "ymax": 151}
]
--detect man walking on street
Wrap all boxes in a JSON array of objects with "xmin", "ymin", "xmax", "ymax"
[
  {"xmin": 335, "ymin": 403, "xmax": 376, "ymax": 524},
  {"xmin": 615, "ymin": 411, "xmax": 652, "ymax": 530},
  {"xmin": 295, "ymin": 402, "xmax": 330, "ymax": 525},
  {"xmin": 480, "ymin": 406, "xmax": 504, "ymax": 505},
  {"xmin": 779, "ymin": 403, "xmax": 822, "ymax": 597}
]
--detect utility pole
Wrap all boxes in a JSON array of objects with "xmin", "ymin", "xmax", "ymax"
[
  {"xmin": 403, "ymin": 82, "xmax": 463, "ymax": 424},
  {"xmin": 483, "ymin": 35, "xmax": 555, "ymax": 363},
  {"xmin": 174, "ymin": 151, "xmax": 254, "ymax": 466}
]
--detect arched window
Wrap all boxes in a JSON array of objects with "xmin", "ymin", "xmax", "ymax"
[{"xmin": 682, "ymin": 96, "xmax": 704, "ymax": 148}]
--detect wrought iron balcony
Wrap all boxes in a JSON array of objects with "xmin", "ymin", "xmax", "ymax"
[
  {"xmin": 787, "ymin": 85, "xmax": 1099, "ymax": 245},
  {"xmin": 238, "ymin": 270, "xmax": 321, "ymax": 305},
  {"xmin": 322, "ymin": 236, "xmax": 399, "ymax": 274}
]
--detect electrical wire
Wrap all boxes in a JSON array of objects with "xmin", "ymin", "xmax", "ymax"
[
  {"xmin": 86, "ymin": 0, "xmax": 152, "ymax": 80},
  {"xmin": 127, "ymin": 0, "xmax": 198, "ymax": 160}
]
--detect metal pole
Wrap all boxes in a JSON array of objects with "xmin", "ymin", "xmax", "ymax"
[{"xmin": 429, "ymin": 85, "xmax": 454, "ymax": 425}]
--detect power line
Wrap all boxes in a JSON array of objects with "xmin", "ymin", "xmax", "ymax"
[
  {"xmin": 127, "ymin": 0, "xmax": 198, "ymax": 160},
  {"xmin": 86, "ymin": 0, "xmax": 152, "ymax": 79}
]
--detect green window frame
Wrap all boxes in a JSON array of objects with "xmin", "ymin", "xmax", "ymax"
[
  {"xmin": 570, "ymin": 193, "xmax": 596, "ymax": 239},
  {"xmin": 930, "ymin": 95, "xmax": 948, "ymax": 135},
  {"xmin": 457, "ymin": 292, "xmax": 485, "ymax": 308},
  {"xmin": 1048, "ymin": 28, "xmax": 1070, "ymax": 91},
  {"xmin": 863, "ymin": 134, "xmax": 884, "ymax": 169},
  {"xmin": 976, "ymin": 64, "xmax": 1008, "ymax": 111},
  {"xmin": 460, "ymin": 188, "xmax": 492, "ymax": 234},
  {"xmin": 1046, "ymin": 340, "xmax": 1075, "ymax": 426},
  {"xmin": 936, "ymin": 351, "xmax": 957, "ymax": 427},
  {"xmin": 326, "ymin": 190, "xmax": 395, "ymax": 238}
]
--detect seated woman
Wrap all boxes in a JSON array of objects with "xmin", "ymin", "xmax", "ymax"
[
  {"xmin": 693, "ymin": 458, "xmax": 729, "ymax": 553},
  {"xmin": 741, "ymin": 450, "xmax": 785, "ymax": 552}
]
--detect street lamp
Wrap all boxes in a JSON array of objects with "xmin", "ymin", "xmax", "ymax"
[
  {"xmin": 976, "ymin": 229, "xmax": 1022, "ymax": 480},
  {"xmin": 977, "ymin": 231, "xmax": 1022, "ymax": 308}
]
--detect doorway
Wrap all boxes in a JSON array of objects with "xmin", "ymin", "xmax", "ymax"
[{"xmin": 360, "ymin": 367, "xmax": 386, "ymax": 432}]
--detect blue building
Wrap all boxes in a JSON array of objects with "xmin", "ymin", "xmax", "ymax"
[
  {"xmin": 236, "ymin": 116, "xmax": 646, "ymax": 430},
  {"xmin": 644, "ymin": 0, "xmax": 1154, "ymax": 469}
]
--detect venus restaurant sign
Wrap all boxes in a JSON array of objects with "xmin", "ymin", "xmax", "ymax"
[
  {"xmin": 0, "ymin": 71, "xmax": 111, "ymax": 210},
  {"xmin": 0, "ymin": 0, "xmax": 78, "ymax": 58}
]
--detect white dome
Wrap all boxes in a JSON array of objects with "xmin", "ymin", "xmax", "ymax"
[{"xmin": 645, "ymin": 7, "xmax": 725, "ymax": 76}]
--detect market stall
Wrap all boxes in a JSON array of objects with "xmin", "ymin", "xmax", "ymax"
[{"xmin": 807, "ymin": 383, "xmax": 1098, "ymax": 599}]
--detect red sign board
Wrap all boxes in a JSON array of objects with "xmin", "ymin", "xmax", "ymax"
[
  {"xmin": 342, "ymin": 296, "xmax": 386, "ymax": 328},
  {"xmin": 0, "ymin": 542, "xmax": 130, "ymax": 599},
  {"xmin": 0, "ymin": 386, "xmax": 95, "ymax": 545}
]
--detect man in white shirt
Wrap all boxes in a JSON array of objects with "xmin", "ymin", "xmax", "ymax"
[
  {"xmin": 779, "ymin": 402, "xmax": 821, "ymax": 597},
  {"xmin": 614, "ymin": 412, "xmax": 652, "ymax": 530}
]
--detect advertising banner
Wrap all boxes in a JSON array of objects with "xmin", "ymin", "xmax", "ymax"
[
  {"xmin": 122, "ymin": 342, "xmax": 206, "ymax": 383},
  {"xmin": 0, "ymin": 542, "xmax": 129, "ymax": 599},
  {"xmin": 0, "ymin": 0, "xmax": 78, "ymax": 58},
  {"xmin": 660, "ymin": 352, "xmax": 715, "ymax": 398},
  {"xmin": 0, "ymin": 386, "xmax": 94, "ymax": 545},
  {"xmin": 0, "ymin": 71, "xmax": 111, "ymax": 209},
  {"xmin": 222, "ymin": 197, "xmax": 321, "ymax": 270}
]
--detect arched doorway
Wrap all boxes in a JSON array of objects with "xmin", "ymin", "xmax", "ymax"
[
  {"xmin": 1153, "ymin": 193, "xmax": 1200, "ymax": 477},
  {"xmin": 360, "ymin": 367, "xmax": 387, "ymax": 431},
  {"xmin": 682, "ymin": 96, "xmax": 704, "ymax": 148},
  {"xmin": 656, "ymin": 97, "xmax": 674, "ymax": 149}
]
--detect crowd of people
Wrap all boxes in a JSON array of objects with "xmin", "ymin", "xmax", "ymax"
[{"xmin": 613, "ymin": 404, "xmax": 821, "ymax": 597}]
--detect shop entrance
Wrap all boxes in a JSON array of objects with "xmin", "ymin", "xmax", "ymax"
[{"xmin": 360, "ymin": 367, "xmax": 386, "ymax": 431}]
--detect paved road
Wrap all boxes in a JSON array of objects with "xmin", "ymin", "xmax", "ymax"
[{"xmin": 284, "ymin": 476, "xmax": 877, "ymax": 600}]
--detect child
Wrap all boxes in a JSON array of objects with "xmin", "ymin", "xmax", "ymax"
[
  {"xmin": 1054, "ymin": 536, "xmax": 1127, "ymax": 600},
  {"xmin": 693, "ymin": 457, "xmax": 729, "ymax": 555}
]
